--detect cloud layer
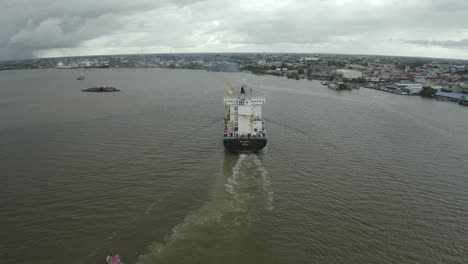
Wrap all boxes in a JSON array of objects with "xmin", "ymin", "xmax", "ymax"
[{"xmin": 2, "ymin": 0, "xmax": 468, "ymax": 60}]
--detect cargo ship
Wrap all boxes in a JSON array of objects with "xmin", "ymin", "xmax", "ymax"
[{"xmin": 223, "ymin": 83, "xmax": 267, "ymax": 152}]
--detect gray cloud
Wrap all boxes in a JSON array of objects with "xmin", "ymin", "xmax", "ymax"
[
  {"xmin": 0, "ymin": 0, "xmax": 198, "ymax": 59},
  {"xmin": 2, "ymin": 0, "xmax": 468, "ymax": 60},
  {"xmin": 407, "ymin": 39, "xmax": 468, "ymax": 48}
]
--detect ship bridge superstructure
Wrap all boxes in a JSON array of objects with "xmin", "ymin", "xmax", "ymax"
[{"xmin": 223, "ymin": 85, "xmax": 266, "ymax": 140}]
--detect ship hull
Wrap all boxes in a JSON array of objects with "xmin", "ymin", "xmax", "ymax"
[{"xmin": 223, "ymin": 138, "xmax": 267, "ymax": 153}]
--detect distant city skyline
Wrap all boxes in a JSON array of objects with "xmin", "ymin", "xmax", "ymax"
[{"xmin": 2, "ymin": 0, "xmax": 468, "ymax": 60}]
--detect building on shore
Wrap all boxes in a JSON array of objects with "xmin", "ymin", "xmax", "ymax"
[
  {"xmin": 434, "ymin": 91, "xmax": 467, "ymax": 102},
  {"xmin": 385, "ymin": 82, "xmax": 423, "ymax": 95},
  {"xmin": 56, "ymin": 61, "xmax": 78, "ymax": 69},
  {"xmin": 336, "ymin": 69, "xmax": 363, "ymax": 80}
]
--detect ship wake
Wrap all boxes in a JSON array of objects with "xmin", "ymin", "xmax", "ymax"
[
  {"xmin": 225, "ymin": 154, "xmax": 274, "ymax": 212},
  {"xmin": 136, "ymin": 153, "xmax": 273, "ymax": 264}
]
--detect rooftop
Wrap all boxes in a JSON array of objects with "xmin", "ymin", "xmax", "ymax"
[{"xmin": 434, "ymin": 91, "xmax": 467, "ymax": 99}]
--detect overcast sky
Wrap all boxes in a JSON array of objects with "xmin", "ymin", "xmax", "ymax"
[{"xmin": 2, "ymin": 0, "xmax": 468, "ymax": 60}]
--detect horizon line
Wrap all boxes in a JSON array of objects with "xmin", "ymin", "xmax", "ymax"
[{"xmin": 2, "ymin": 51, "xmax": 468, "ymax": 63}]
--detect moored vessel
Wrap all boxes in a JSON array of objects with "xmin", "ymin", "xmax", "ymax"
[
  {"xmin": 223, "ymin": 83, "xmax": 267, "ymax": 152},
  {"xmin": 459, "ymin": 96, "xmax": 468, "ymax": 106}
]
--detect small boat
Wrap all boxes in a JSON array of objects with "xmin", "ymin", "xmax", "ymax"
[
  {"xmin": 76, "ymin": 74, "xmax": 85, "ymax": 80},
  {"xmin": 82, "ymin": 87, "xmax": 120, "ymax": 92},
  {"xmin": 106, "ymin": 249, "xmax": 121, "ymax": 264},
  {"xmin": 321, "ymin": 81, "xmax": 328, "ymax": 85}
]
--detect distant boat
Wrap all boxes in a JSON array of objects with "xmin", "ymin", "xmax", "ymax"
[
  {"xmin": 328, "ymin": 80, "xmax": 347, "ymax": 90},
  {"xmin": 82, "ymin": 87, "xmax": 120, "ymax": 92},
  {"xmin": 76, "ymin": 74, "xmax": 85, "ymax": 80}
]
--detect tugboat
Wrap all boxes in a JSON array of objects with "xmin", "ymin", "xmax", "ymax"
[
  {"xmin": 223, "ymin": 83, "xmax": 267, "ymax": 153},
  {"xmin": 328, "ymin": 79, "xmax": 348, "ymax": 90}
]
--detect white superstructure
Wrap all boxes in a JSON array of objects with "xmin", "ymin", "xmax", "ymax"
[
  {"xmin": 395, "ymin": 82, "xmax": 423, "ymax": 94},
  {"xmin": 336, "ymin": 69, "xmax": 363, "ymax": 79},
  {"xmin": 223, "ymin": 85, "xmax": 266, "ymax": 139}
]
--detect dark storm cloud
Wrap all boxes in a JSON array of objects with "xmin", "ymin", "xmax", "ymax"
[
  {"xmin": 2, "ymin": 0, "xmax": 468, "ymax": 60},
  {"xmin": 0, "ymin": 0, "xmax": 196, "ymax": 59}
]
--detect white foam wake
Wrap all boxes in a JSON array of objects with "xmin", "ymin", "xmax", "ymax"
[
  {"xmin": 224, "ymin": 154, "xmax": 246, "ymax": 202},
  {"xmin": 136, "ymin": 153, "xmax": 273, "ymax": 264},
  {"xmin": 224, "ymin": 154, "xmax": 274, "ymax": 212},
  {"xmin": 253, "ymin": 155, "xmax": 274, "ymax": 211}
]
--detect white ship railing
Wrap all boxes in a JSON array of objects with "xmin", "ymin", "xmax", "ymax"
[
  {"xmin": 224, "ymin": 96, "xmax": 266, "ymax": 105},
  {"xmin": 223, "ymin": 133, "xmax": 267, "ymax": 139}
]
